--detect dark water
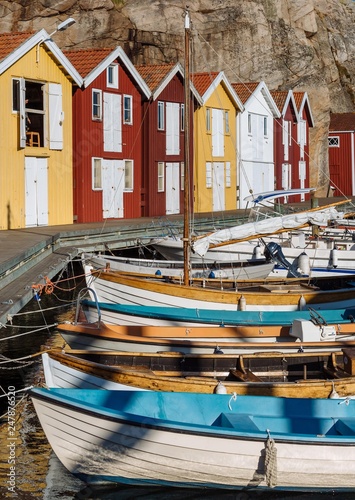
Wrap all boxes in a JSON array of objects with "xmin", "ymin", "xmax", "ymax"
[{"xmin": 0, "ymin": 264, "xmax": 353, "ymax": 499}]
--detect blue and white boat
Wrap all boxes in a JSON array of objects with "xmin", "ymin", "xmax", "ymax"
[{"xmin": 30, "ymin": 388, "xmax": 355, "ymax": 491}]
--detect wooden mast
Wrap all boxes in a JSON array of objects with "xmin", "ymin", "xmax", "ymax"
[{"xmin": 183, "ymin": 7, "xmax": 191, "ymax": 286}]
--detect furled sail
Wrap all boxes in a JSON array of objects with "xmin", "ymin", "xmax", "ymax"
[{"xmin": 191, "ymin": 206, "xmax": 344, "ymax": 257}]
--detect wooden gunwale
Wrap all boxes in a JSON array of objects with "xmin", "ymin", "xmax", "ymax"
[
  {"xmin": 46, "ymin": 348, "xmax": 355, "ymax": 398},
  {"xmin": 94, "ymin": 269, "xmax": 355, "ymax": 306}
]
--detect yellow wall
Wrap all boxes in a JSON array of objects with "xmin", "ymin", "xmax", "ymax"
[
  {"xmin": 193, "ymin": 84, "xmax": 238, "ymax": 213},
  {"xmin": 0, "ymin": 44, "xmax": 74, "ymax": 229}
]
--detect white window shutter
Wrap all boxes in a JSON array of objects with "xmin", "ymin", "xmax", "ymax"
[
  {"xmin": 19, "ymin": 78, "xmax": 26, "ymax": 148},
  {"xmin": 104, "ymin": 93, "xmax": 122, "ymax": 153},
  {"xmin": 49, "ymin": 83, "xmax": 63, "ymax": 150}
]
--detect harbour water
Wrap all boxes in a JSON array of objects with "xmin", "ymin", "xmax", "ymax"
[{"xmin": 0, "ymin": 265, "xmax": 354, "ymax": 499}]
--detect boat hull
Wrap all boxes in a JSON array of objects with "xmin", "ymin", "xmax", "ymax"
[
  {"xmin": 86, "ymin": 269, "xmax": 355, "ymax": 311},
  {"xmin": 42, "ymin": 350, "xmax": 355, "ymax": 398},
  {"xmin": 30, "ymin": 388, "xmax": 355, "ymax": 491},
  {"xmin": 56, "ymin": 321, "xmax": 355, "ymax": 354}
]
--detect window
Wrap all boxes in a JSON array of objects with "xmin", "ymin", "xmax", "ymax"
[
  {"xmin": 92, "ymin": 158, "xmax": 102, "ymax": 190},
  {"xmin": 107, "ymin": 64, "xmax": 118, "ymax": 88},
  {"xmin": 248, "ymin": 113, "xmax": 252, "ymax": 135},
  {"xmin": 92, "ymin": 90, "xmax": 102, "ymax": 120},
  {"xmin": 181, "ymin": 162, "xmax": 184, "ymax": 191},
  {"xmin": 12, "ymin": 78, "xmax": 20, "ymax": 112},
  {"xmin": 225, "ymin": 111, "xmax": 230, "ymax": 134},
  {"xmin": 158, "ymin": 162, "xmax": 165, "ymax": 191},
  {"xmin": 328, "ymin": 136, "xmax": 340, "ymax": 147},
  {"xmin": 181, "ymin": 104, "xmax": 184, "ymax": 131},
  {"xmin": 158, "ymin": 101, "xmax": 165, "ymax": 130},
  {"xmin": 226, "ymin": 162, "xmax": 231, "ymax": 187},
  {"xmin": 206, "ymin": 108, "xmax": 211, "ymax": 132},
  {"xmin": 123, "ymin": 95, "xmax": 133, "ymax": 124},
  {"xmin": 124, "ymin": 160, "xmax": 133, "ymax": 190},
  {"xmin": 263, "ymin": 116, "xmax": 268, "ymax": 137},
  {"xmin": 206, "ymin": 162, "xmax": 212, "ymax": 188}
]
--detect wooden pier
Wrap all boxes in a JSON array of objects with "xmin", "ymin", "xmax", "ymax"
[{"xmin": 0, "ymin": 212, "xmax": 249, "ymax": 326}]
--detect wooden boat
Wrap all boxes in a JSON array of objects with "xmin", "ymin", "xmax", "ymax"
[
  {"xmin": 81, "ymin": 298, "xmax": 355, "ymax": 330},
  {"xmin": 81, "ymin": 251, "xmax": 275, "ymax": 280},
  {"xmin": 85, "ymin": 267, "xmax": 355, "ymax": 311},
  {"xmin": 30, "ymin": 387, "xmax": 355, "ymax": 491},
  {"xmin": 56, "ymin": 319, "xmax": 355, "ymax": 353},
  {"xmin": 42, "ymin": 348, "xmax": 355, "ymax": 398}
]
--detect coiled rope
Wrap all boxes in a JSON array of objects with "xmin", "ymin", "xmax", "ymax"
[{"xmin": 265, "ymin": 429, "xmax": 277, "ymax": 487}]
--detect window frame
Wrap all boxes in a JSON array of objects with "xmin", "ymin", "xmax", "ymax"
[
  {"xmin": 206, "ymin": 108, "xmax": 211, "ymax": 133},
  {"xmin": 157, "ymin": 101, "xmax": 165, "ymax": 130},
  {"xmin": 123, "ymin": 95, "xmax": 133, "ymax": 125},
  {"xmin": 92, "ymin": 89, "xmax": 103, "ymax": 120},
  {"xmin": 106, "ymin": 64, "xmax": 119, "ymax": 89},
  {"xmin": 225, "ymin": 110, "xmax": 230, "ymax": 134},
  {"xmin": 158, "ymin": 161, "xmax": 165, "ymax": 192},
  {"xmin": 124, "ymin": 159, "xmax": 134, "ymax": 191},
  {"xmin": 328, "ymin": 136, "xmax": 340, "ymax": 148},
  {"xmin": 92, "ymin": 157, "xmax": 102, "ymax": 190}
]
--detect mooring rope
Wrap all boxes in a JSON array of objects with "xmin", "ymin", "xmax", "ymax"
[
  {"xmin": 265, "ymin": 430, "xmax": 277, "ymax": 487},
  {"xmin": 0, "ymin": 323, "xmax": 58, "ymax": 342}
]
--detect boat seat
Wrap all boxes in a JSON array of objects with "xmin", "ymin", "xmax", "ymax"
[
  {"xmin": 334, "ymin": 418, "xmax": 355, "ymax": 436},
  {"xmin": 212, "ymin": 412, "xmax": 260, "ymax": 432},
  {"xmin": 229, "ymin": 368, "xmax": 263, "ymax": 382}
]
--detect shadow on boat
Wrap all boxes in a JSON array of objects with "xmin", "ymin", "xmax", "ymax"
[{"xmin": 74, "ymin": 483, "xmax": 354, "ymax": 500}]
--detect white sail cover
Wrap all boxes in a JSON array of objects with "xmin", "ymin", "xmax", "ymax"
[{"xmin": 192, "ymin": 207, "xmax": 344, "ymax": 257}]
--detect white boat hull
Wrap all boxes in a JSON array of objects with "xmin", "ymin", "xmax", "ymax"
[{"xmin": 31, "ymin": 389, "xmax": 355, "ymax": 491}]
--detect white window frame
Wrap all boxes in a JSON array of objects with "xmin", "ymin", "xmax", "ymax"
[
  {"xmin": 225, "ymin": 110, "xmax": 230, "ymax": 134},
  {"xmin": 248, "ymin": 113, "xmax": 252, "ymax": 135},
  {"xmin": 123, "ymin": 95, "xmax": 133, "ymax": 124},
  {"xmin": 92, "ymin": 89, "xmax": 102, "ymax": 120},
  {"xmin": 206, "ymin": 162, "xmax": 212, "ymax": 188},
  {"xmin": 158, "ymin": 101, "xmax": 165, "ymax": 130},
  {"xmin": 181, "ymin": 104, "xmax": 184, "ymax": 131},
  {"xmin": 158, "ymin": 161, "xmax": 165, "ymax": 192},
  {"xmin": 263, "ymin": 116, "xmax": 268, "ymax": 137},
  {"xmin": 124, "ymin": 159, "xmax": 134, "ymax": 191},
  {"xmin": 225, "ymin": 161, "xmax": 231, "ymax": 188},
  {"xmin": 206, "ymin": 108, "xmax": 211, "ymax": 133},
  {"xmin": 181, "ymin": 162, "xmax": 184, "ymax": 191},
  {"xmin": 107, "ymin": 64, "xmax": 118, "ymax": 88},
  {"xmin": 92, "ymin": 157, "xmax": 102, "ymax": 190},
  {"xmin": 328, "ymin": 136, "xmax": 340, "ymax": 147}
]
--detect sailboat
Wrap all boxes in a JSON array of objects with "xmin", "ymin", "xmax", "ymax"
[{"xmin": 82, "ymin": 11, "xmax": 355, "ymax": 314}]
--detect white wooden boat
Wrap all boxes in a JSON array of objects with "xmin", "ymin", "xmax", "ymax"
[
  {"xmin": 30, "ymin": 387, "xmax": 355, "ymax": 491},
  {"xmin": 81, "ymin": 251, "xmax": 274, "ymax": 280},
  {"xmin": 56, "ymin": 319, "xmax": 355, "ymax": 354},
  {"xmin": 42, "ymin": 348, "xmax": 355, "ymax": 399},
  {"xmin": 85, "ymin": 267, "xmax": 355, "ymax": 311}
]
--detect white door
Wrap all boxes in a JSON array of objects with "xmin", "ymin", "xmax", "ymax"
[
  {"xmin": 25, "ymin": 157, "xmax": 48, "ymax": 226},
  {"xmin": 165, "ymin": 162, "xmax": 180, "ymax": 214},
  {"xmin": 212, "ymin": 162, "xmax": 225, "ymax": 211},
  {"xmin": 102, "ymin": 159, "xmax": 124, "ymax": 219}
]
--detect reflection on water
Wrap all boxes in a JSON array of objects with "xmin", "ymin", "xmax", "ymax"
[{"xmin": 0, "ymin": 269, "xmax": 353, "ymax": 499}]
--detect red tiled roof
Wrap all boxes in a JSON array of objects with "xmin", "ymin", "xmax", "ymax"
[
  {"xmin": 293, "ymin": 91, "xmax": 305, "ymax": 110},
  {"xmin": 270, "ymin": 91, "xmax": 289, "ymax": 112},
  {"xmin": 0, "ymin": 31, "xmax": 35, "ymax": 61},
  {"xmin": 329, "ymin": 113, "xmax": 355, "ymax": 131},
  {"xmin": 64, "ymin": 48, "xmax": 114, "ymax": 78},
  {"xmin": 135, "ymin": 63, "xmax": 176, "ymax": 92},
  {"xmin": 191, "ymin": 72, "xmax": 219, "ymax": 96},
  {"xmin": 231, "ymin": 82, "xmax": 259, "ymax": 104}
]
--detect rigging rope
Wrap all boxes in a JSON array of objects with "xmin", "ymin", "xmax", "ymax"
[{"xmin": 265, "ymin": 431, "xmax": 277, "ymax": 487}]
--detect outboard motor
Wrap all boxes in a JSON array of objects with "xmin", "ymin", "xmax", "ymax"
[{"xmin": 264, "ymin": 242, "xmax": 306, "ymax": 278}]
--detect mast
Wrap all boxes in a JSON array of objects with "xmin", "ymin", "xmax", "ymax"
[{"xmin": 183, "ymin": 7, "xmax": 191, "ymax": 286}]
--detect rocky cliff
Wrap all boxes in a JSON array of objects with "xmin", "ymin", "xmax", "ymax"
[{"xmin": 3, "ymin": 0, "xmax": 355, "ymax": 195}]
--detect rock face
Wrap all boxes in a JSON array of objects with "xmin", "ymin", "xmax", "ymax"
[{"xmin": 3, "ymin": 0, "xmax": 355, "ymax": 195}]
